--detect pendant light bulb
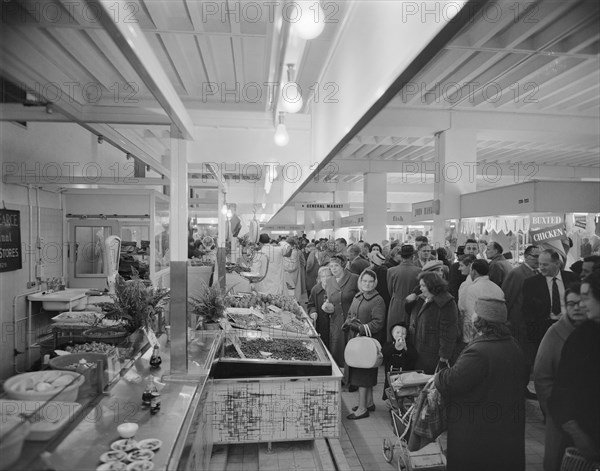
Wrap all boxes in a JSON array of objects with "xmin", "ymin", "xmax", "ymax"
[
  {"xmin": 294, "ymin": 1, "xmax": 325, "ymax": 40},
  {"xmin": 281, "ymin": 64, "xmax": 303, "ymax": 113},
  {"xmin": 274, "ymin": 113, "xmax": 289, "ymax": 147},
  {"xmin": 221, "ymin": 204, "xmax": 228, "ymax": 215}
]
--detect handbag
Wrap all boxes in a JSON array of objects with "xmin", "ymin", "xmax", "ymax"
[{"xmin": 344, "ymin": 324, "xmax": 383, "ymax": 369}]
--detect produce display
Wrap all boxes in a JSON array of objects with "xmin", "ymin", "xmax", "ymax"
[
  {"xmin": 225, "ymin": 262, "xmax": 251, "ymax": 274},
  {"xmin": 227, "ymin": 309, "xmax": 311, "ymax": 335},
  {"xmin": 223, "ymin": 337, "xmax": 318, "ymax": 362},
  {"xmin": 225, "ymin": 293, "xmax": 303, "ymax": 316},
  {"xmin": 224, "ymin": 293, "xmax": 311, "ymax": 335},
  {"xmin": 67, "ymin": 342, "xmax": 117, "ymax": 354}
]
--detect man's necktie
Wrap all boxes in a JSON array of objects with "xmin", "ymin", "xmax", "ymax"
[{"xmin": 551, "ymin": 277, "xmax": 561, "ymax": 316}]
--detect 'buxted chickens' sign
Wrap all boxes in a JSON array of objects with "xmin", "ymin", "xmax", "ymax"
[
  {"xmin": 0, "ymin": 209, "xmax": 22, "ymax": 272},
  {"xmin": 529, "ymin": 224, "xmax": 566, "ymax": 243}
]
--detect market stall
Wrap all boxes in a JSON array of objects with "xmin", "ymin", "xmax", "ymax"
[
  {"xmin": 460, "ymin": 181, "xmax": 600, "ymax": 263},
  {"xmin": 2, "ymin": 287, "xmax": 341, "ymax": 470}
]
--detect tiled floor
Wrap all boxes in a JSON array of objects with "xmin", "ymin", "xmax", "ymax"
[{"xmin": 210, "ymin": 367, "xmax": 546, "ymax": 471}]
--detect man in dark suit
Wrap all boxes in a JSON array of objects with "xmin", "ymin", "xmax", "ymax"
[{"xmin": 522, "ymin": 248, "xmax": 578, "ymax": 358}]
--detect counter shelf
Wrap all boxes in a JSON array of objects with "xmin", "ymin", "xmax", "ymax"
[{"xmin": 4, "ymin": 333, "xmax": 154, "ymax": 471}]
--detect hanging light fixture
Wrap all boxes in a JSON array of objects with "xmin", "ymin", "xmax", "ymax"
[
  {"xmin": 294, "ymin": 0, "xmax": 325, "ymax": 40},
  {"xmin": 280, "ymin": 64, "xmax": 303, "ymax": 113},
  {"xmin": 273, "ymin": 112, "xmax": 289, "ymax": 147}
]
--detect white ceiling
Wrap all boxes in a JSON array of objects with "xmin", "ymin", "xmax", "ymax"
[{"xmin": 1, "ymin": 0, "xmax": 599, "ymax": 226}]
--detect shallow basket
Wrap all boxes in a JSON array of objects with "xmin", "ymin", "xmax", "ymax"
[
  {"xmin": 82, "ymin": 328, "xmax": 129, "ymax": 345},
  {"xmin": 3, "ymin": 371, "xmax": 85, "ymax": 402},
  {"xmin": 561, "ymin": 447, "xmax": 600, "ymax": 471}
]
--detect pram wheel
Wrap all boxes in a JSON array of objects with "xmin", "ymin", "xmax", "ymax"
[{"xmin": 382, "ymin": 438, "xmax": 394, "ymax": 463}]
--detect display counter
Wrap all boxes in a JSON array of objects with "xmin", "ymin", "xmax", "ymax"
[
  {"xmin": 7, "ymin": 331, "xmax": 219, "ymax": 471},
  {"xmin": 5, "ymin": 323, "xmax": 341, "ymax": 469},
  {"xmin": 208, "ymin": 329, "xmax": 343, "ymax": 445}
]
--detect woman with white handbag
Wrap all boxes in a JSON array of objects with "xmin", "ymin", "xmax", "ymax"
[{"xmin": 343, "ymin": 269, "xmax": 386, "ymax": 420}]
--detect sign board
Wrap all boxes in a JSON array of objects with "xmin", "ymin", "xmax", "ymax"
[
  {"xmin": 386, "ymin": 212, "xmax": 411, "ymax": 225},
  {"xmin": 412, "ymin": 200, "xmax": 436, "ymax": 222},
  {"xmin": 340, "ymin": 214, "xmax": 364, "ymax": 227},
  {"xmin": 295, "ymin": 202, "xmax": 350, "ymax": 211},
  {"xmin": 530, "ymin": 214, "xmax": 563, "ymax": 227},
  {"xmin": 265, "ymin": 225, "xmax": 303, "ymax": 231},
  {"xmin": 529, "ymin": 223, "xmax": 566, "ymax": 244},
  {"xmin": 314, "ymin": 220, "xmax": 335, "ymax": 230},
  {"xmin": 0, "ymin": 209, "xmax": 22, "ymax": 272}
]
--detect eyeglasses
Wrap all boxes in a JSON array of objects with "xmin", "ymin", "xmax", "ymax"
[{"xmin": 566, "ymin": 301, "xmax": 583, "ymax": 308}]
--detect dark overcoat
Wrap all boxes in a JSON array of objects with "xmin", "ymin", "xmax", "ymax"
[
  {"xmin": 307, "ymin": 283, "xmax": 330, "ymax": 350},
  {"xmin": 325, "ymin": 271, "xmax": 359, "ymax": 367},
  {"xmin": 435, "ymin": 334, "xmax": 528, "ymax": 471},
  {"xmin": 408, "ymin": 291, "xmax": 459, "ymax": 374}
]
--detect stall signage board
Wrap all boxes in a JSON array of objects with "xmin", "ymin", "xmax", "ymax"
[
  {"xmin": 386, "ymin": 212, "xmax": 411, "ymax": 225},
  {"xmin": 484, "ymin": 216, "xmax": 530, "ymax": 234},
  {"xmin": 295, "ymin": 203, "xmax": 349, "ymax": 211},
  {"xmin": 412, "ymin": 200, "xmax": 435, "ymax": 222},
  {"xmin": 0, "ymin": 209, "xmax": 22, "ymax": 272},
  {"xmin": 340, "ymin": 214, "xmax": 364, "ymax": 226},
  {"xmin": 267, "ymin": 225, "xmax": 302, "ymax": 231},
  {"xmin": 529, "ymin": 223, "xmax": 566, "ymax": 243}
]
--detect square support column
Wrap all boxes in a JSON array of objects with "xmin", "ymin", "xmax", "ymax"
[
  {"xmin": 432, "ymin": 129, "xmax": 477, "ymax": 248},
  {"xmin": 169, "ymin": 125, "xmax": 189, "ymax": 375},
  {"xmin": 364, "ymin": 173, "xmax": 387, "ymax": 245}
]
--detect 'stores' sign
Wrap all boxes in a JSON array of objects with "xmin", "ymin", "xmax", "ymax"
[{"xmin": 0, "ymin": 209, "xmax": 22, "ymax": 272}]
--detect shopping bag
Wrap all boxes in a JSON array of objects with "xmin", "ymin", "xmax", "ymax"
[{"xmin": 411, "ymin": 381, "xmax": 447, "ymax": 441}]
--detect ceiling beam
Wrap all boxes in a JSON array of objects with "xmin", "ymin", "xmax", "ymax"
[
  {"xmin": 76, "ymin": 0, "xmax": 195, "ymax": 140},
  {"xmin": 0, "ymin": 104, "xmax": 172, "ymax": 125},
  {"xmin": 360, "ymin": 107, "xmax": 599, "ymax": 142},
  {"xmin": 328, "ymin": 159, "xmax": 600, "ymax": 180},
  {"xmin": 3, "ymin": 176, "xmax": 165, "ymax": 186}
]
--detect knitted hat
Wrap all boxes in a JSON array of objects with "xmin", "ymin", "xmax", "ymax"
[
  {"xmin": 400, "ymin": 245, "xmax": 415, "ymax": 257},
  {"xmin": 369, "ymin": 251, "xmax": 386, "ymax": 266},
  {"xmin": 475, "ymin": 298, "xmax": 507, "ymax": 323},
  {"xmin": 422, "ymin": 260, "xmax": 444, "ymax": 272}
]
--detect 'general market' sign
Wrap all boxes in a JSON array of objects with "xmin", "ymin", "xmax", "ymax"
[
  {"xmin": 0, "ymin": 209, "xmax": 22, "ymax": 272},
  {"xmin": 295, "ymin": 202, "xmax": 350, "ymax": 211}
]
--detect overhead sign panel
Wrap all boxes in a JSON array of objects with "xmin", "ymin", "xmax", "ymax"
[{"xmin": 295, "ymin": 203, "xmax": 350, "ymax": 211}]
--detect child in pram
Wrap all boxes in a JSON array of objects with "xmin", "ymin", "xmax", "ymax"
[{"xmin": 382, "ymin": 323, "xmax": 418, "ymax": 403}]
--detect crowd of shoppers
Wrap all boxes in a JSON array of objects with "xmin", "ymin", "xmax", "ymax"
[{"xmin": 247, "ymin": 232, "xmax": 600, "ymax": 470}]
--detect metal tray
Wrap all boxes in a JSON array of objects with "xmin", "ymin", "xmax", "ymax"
[{"xmin": 212, "ymin": 331, "xmax": 332, "ymax": 379}]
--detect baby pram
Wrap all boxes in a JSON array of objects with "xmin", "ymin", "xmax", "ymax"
[{"xmin": 382, "ymin": 369, "xmax": 446, "ymax": 471}]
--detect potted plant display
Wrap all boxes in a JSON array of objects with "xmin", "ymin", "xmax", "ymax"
[
  {"xmin": 188, "ymin": 283, "xmax": 226, "ymax": 330},
  {"xmin": 95, "ymin": 270, "xmax": 170, "ymax": 345}
]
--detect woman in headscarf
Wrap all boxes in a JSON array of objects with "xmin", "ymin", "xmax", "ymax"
[
  {"xmin": 343, "ymin": 268, "xmax": 385, "ymax": 419},
  {"xmin": 324, "ymin": 254, "xmax": 358, "ymax": 372}
]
